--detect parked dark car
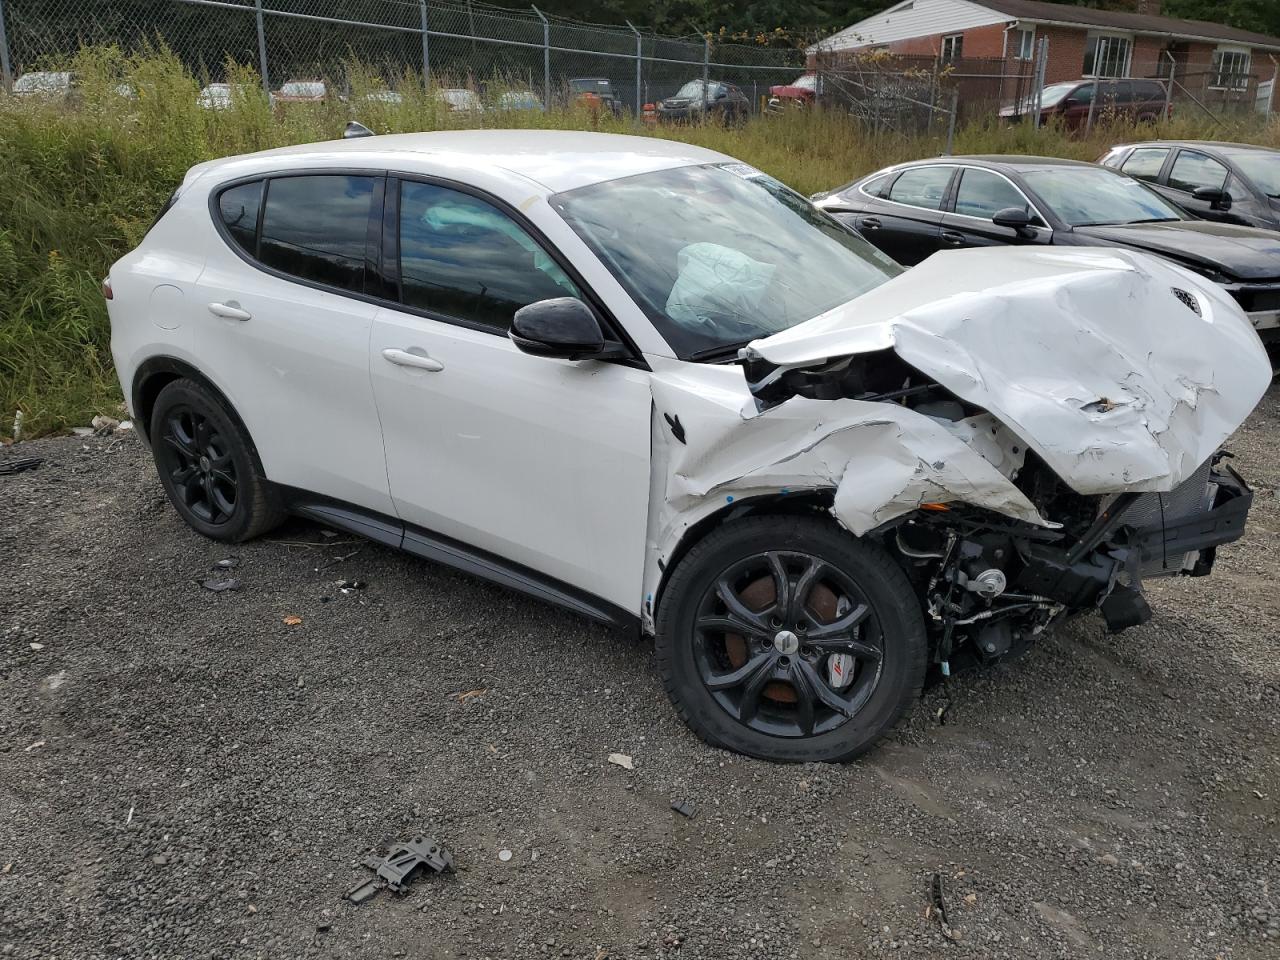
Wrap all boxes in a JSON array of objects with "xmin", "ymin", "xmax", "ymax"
[
  {"xmin": 657, "ymin": 80, "xmax": 749, "ymax": 123},
  {"xmin": 1099, "ymin": 141, "xmax": 1280, "ymax": 231},
  {"xmin": 1000, "ymin": 78, "xmax": 1170, "ymax": 130},
  {"xmin": 568, "ymin": 77, "xmax": 622, "ymax": 115},
  {"xmin": 813, "ymin": 156, "xmax": 1280, "ymax": 342}
]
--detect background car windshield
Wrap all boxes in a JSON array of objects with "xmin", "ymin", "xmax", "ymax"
[
  {"xmin": 1036, "ymin": 82, "xmax": 1078, "ymax": 108},
  {"xmin": 1022, "ymin": 168, "xmax": 1184, "ymax": 226},
  {"xmin": 674, "ymin": 81, "xmax": 707, "ymax": 99},
  {"xmin": 552, "ymin": 163, "xmax": 902, "ymax": 358},
  {"xmin": 1222, "ymin": 149, "xmax": 1280, "ymax": 198}
]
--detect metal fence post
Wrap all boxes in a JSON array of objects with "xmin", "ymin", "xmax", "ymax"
[
  {"xmin": 1270, "ymin": 57, "xmax": 1278, "ymax": 116},
  {"xmin": 419, "ymin": 1, "xmax": 430, "ymax": 85},
  {"xmin": 944, "ymin": 86, "xmax": 959, "ymax": 155},
  {"xmin": 532, "ymin": 5, "xmax": 549, "ymax": 109},
  {"xmin": 1164, "ymin": 50, "xmax": 1175, "ymax": 118},
  {"xmin": 702, "ymin": 36, "xmax": 709, "ymax": 112},
  {"xmin": 0, "ymin": 0, "xmax": 14, "ymax": 92},
  {"xmin": 1031, "ymin": 36, "xmax": 1048, "ymax": 129},
  {"xmin": 254, "ymin": 0, "xmax": 270, "ymax": 94},
  {"xmin": 627, "ymin": 20, "xmax": 641, "ymax": 116},
  {"xmin": 1085, "ymin": 79, "xmax": 1098, "ymax": 133}
]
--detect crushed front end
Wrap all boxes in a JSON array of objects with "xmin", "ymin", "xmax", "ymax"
[{"xmin": 886, "ymin": 454, "xmax": 1252, "ymax": 667}]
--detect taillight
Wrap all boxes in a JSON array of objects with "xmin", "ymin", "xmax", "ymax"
[{"xmin": 101, "ymin": 277, "xmax": 113, "ymax": 300}]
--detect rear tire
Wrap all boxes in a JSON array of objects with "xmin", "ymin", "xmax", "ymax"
[
  {"xmin": 655, "ymin": 515, "xmax": 927, "ymax": 763},
  {"xmin": 149, "ymin": 378, "xmax": 285, "ymax": 543}
]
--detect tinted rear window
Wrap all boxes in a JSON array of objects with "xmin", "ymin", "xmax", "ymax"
[
  {"xmin": 217, "ymin": 180, "xmax": 263, "ymax": 254},
  {"xmin": 258, "ymin": 175, "xmax": 376, "ymax": 293}
]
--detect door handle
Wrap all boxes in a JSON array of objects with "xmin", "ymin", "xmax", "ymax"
[
  {"xmin": 861, "ymin": 217, "xmax": 882, "ymax": 230},
  {"xmin": 942, "ymin": 231, "xmax": 965, "ymax": 245},
  {"xmin": 208, "ymin": 300, "xmax": 252, "ymax": 321},
  {"xmin": 382, "ymin": 347, "xmax": 444, "ymax": 372}
]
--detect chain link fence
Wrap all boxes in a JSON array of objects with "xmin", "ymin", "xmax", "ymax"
[{"xmin": 0, "ymin": 0, "xmax": 805, "ymax": 114}]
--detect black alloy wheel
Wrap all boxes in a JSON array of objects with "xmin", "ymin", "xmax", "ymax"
[
  {"xmin": 149, "ymin": 378, "xmax": 285, "ymax": 543},
  {"xmin": 156, "ymin": 404, "xmax": 238, "ymax": 526},
  {"xmin": 692, "ymin": 550, "xmax": 884, "ymax": 739},
  {"xmin": 656, "ymin": 515, "xmax": 926, "ymax": 763}
]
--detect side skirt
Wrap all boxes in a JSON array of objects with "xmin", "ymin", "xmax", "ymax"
[{"xmin": 280, "ymin": 487, "xmax": 640, "ymax": 634}]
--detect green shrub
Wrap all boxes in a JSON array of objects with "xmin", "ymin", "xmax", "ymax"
[{"xmin": 2, "ymin": 47, "xmax": 1277, "ymax": 438}]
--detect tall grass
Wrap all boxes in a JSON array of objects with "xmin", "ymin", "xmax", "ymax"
[{"xmin": 2, "ymin": 46, "xmax": 1278, "ymax": 439}]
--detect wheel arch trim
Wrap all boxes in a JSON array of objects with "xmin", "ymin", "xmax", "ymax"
[
  {"xmin": 131, "ymin": 356, "xmax": 260, "ymax": 460},
  {"xmin": 649, "ymin": 489, "xmax": 838, "ymax": 631}
]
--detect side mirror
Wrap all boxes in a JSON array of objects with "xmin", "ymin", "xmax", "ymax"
[
  {"xmin": 510, "ymin": 297, "xmax": 609, "ymax": 360},
  {"xmin": 1192, "ymin": 186, "xmax": 1231, "ymax": 209},
  {"xmin": 992, "ymin": 206, "xmax": 1034, "ymax": 230}
]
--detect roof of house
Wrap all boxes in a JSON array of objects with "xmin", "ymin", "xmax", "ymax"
[{"xmin": 977, "ymin": 0, "xmax": 1280, "ymax": 49}]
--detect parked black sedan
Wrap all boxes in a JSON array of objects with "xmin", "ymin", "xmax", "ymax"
[
  {"xmin": 1099, "ymin": 141, "xmax": 1280, "ymax": 231},
  {"xmin": 812, "ymin": 156, "xmax": 1280, "ymax": 342}
]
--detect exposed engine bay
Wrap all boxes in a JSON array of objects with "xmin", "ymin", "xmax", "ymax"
[
  {"xmin": 643, "ymin": 247, "xmax": 1268, "ymax": 668},
  {"xmin": 735, "ymin": 345, "xmax": 1254, "ymax": 666}
]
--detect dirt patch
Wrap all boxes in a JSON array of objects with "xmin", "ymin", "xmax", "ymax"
[{"xmin": 1, "ymin": 384, "xmax": 1278, "ymax": 959}]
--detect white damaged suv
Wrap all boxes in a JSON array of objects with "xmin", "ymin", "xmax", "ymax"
[{"xmin": 106, "ymin": 130, "xmax": 1270, "ymax": 762}]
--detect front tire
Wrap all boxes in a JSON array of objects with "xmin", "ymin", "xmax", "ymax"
[
  {"xmin": 656, "ymin": 515, "xmax": 927, "ymax": 762},
  {"xmin": 150, "ymin": 378, "xmax": 285, "ymax": 543}
]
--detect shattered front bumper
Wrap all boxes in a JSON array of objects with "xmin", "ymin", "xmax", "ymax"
[
  {"xmin": 1127, "ymin": 461, "xmax": 1252, "ymax": 579},
  {"xmin": 1013, "ymin": 460, "xmax": 1251, "ymax": 634}
]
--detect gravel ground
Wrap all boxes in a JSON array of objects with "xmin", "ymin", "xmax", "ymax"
[{"xmin": 2, "ymin": 383, "xmax": 1278, "ymax": 960}]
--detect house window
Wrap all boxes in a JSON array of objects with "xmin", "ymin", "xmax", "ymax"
[
  {"xmin": 1083, "ymin": 34, "xmax": 1132, "ymax": 78},
  {"xmin": 942, "ymin": 34, "xmax": 963, "ymax": 61},
  {"xmin": 1013, "ymin": 28, "xmax": 1035, "ymax": 61},
  {"xmin": 1211, "ymin": 48, "xmax": 1251, "ymax": 90}
]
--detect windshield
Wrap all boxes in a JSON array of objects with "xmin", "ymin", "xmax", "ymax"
[
  {"xmin": 552, "ymin": 163, "xmax": 902, "ymax": 359},
  {"xmin": 1222, "ymin": 148, "xmax": 1280, "ymax": 198},
  {"xmin": 793, "ymin": 74, "xmax": 818, "ymax": 90},
  {"xmin": 1037, "ymin": 81, "xmax": 1080, "ymax": 108},
  {"xmin": 1022, "ymin": 167, "xmax": 1185, "ymax": 226},
  {"xmin": 499, "ymin": 91, "xmax": 540, "ymax": 109},
  {"xmin": 280, "ymin": 82, "xmax": 323, "ymax": 97},
  {"xmin": 438, "ymin": 88, "xmax": 481, "ymax": 108},
  {"xmin": 570, "ymin": 79, "xmax": 612, "ymax": 94},
  {"xmin": 674, "ymin": 80, "xmax": 709, "ymax": 99}
]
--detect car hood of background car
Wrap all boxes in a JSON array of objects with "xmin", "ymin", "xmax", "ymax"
[
  {"xmin": 1073, "ymin": 220, "xmax": 1280, "ymax": 279},
  {"xmin": 745, "ymin": 246, "xmax": 1271, "ymax": 496}
]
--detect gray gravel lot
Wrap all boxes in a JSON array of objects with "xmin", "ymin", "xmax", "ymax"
[{"xmin": 2, "ymin": 383, "xmax": 1278, "ymax": 960}]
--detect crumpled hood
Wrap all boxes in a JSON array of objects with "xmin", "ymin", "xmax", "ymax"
[
  {"xmin": 745, "ymin": 247, "xmax": 1271, "ymax": 496},
  {"xmin": 1074, "ymin": 221, "xmax": 1280, "ymax": 279}
]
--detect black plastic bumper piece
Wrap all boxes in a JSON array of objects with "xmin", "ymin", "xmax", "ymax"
[
  {"xmin": 1100, "ymin": 583, "xmax": 1152, "ymax": 632},
  {"xmin": 1129, "ymin": 464, "xmax": 1252, "ymax": 577}
]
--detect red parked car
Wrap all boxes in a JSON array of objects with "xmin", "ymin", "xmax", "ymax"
[
  {"xmin": 1000, "ymin": 78, "xmax": 1170, "ymax": 130},
  {"xmin": 766, "ymin": 73, "xmax": 820, "ymax": 111}
]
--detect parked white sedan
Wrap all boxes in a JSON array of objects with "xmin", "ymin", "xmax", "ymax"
[{"xmin": 105, "ymin": 131, "xmax": 1269, "ymax": 762}]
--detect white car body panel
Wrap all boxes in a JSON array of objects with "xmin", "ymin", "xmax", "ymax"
[
  {"xmin": 369, "ymin": 305, "xmax": 652, "ymax": 610},
  {"xmin": 105, "ymin": 131, "xmax": 1270, "ymax": 631}
]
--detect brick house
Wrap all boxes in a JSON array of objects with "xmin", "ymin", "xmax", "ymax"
[{"xmin": 811, "ymin": 0, "xmax": 1280, "ymax": 104}]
